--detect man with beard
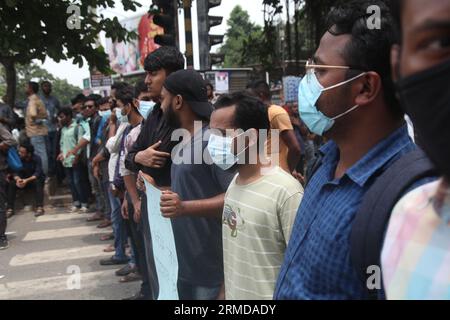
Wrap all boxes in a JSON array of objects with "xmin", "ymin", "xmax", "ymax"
[
  {"xmin": 381, "ymin": 0, "xmax": 450, "ymax": 300},
  {"xmin": 158, "ymin": 69, "xmax": 236, "ymax": 300}
]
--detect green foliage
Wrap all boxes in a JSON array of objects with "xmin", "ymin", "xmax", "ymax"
[{"xmin": 219, "ymin": 6, "xmax": 263, "ymax": 68}]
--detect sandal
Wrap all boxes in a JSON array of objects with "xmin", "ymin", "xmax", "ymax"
[
  {"xmin": 34, "ymin": 207, "xmax": 45, "ymax": 217},
  {"xmin": 6, "ymin": 209, "xmax": 14, "ymax": 219}
]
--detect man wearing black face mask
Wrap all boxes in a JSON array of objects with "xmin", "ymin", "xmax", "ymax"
[
  {"xmin": 381, "ymin": 0, "xmax": 450, "ymax": 300},
  {"xmin": 274, "ymin": 0, "xmax": 437, "ymax": 300}
]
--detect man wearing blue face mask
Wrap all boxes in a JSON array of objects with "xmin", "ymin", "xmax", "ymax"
[
  {"xmin": 209, "ymin": 92, "xmax": 303, "ymax": 300},
  {"xmin": 274, "ymin": 0, "xmax": 436, "ymax": 300}
]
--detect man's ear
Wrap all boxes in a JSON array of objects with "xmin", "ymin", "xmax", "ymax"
[
  {"xmin": 174, "ymin": 94, "xmax": 183, "ymax": 110},
  {"xmin": 354, "ymin": 71, "xmax": 381, "ymax": 107},
  {"xmin": 391, "ymin": 44, "xmax": 401, "ymax": 82}
]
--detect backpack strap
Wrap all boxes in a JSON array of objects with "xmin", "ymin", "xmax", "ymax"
[{"xmin": 350, "ymin": 147, "xmax": 437, "ymax": 299}]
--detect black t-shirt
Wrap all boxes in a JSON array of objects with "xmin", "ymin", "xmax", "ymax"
[
  {"xmin": 125, "ymin": 104, "xmax": 179, "ymax": 187},
  {"xmin": 170, "ymin": 125, "xmax": 236, "ymax": 286}
]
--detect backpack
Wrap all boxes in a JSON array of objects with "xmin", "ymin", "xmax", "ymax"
[
  {"xmin": 7, "ymin": 147, "xmax": 23, "ymax": 172},
  {"xmin": 305, "ymin": 147, "xmax": 437, "ymax": 299}
]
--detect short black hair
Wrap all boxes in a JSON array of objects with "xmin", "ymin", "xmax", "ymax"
[
  {"xmin": 41, "ymin": 80, "xmax": 51, "ymax": 87},
  {"xmin": 116, "ymin": 84, "xmax": 136, "ymax": 107},
  {"xmin": 326, "ymin": 0, "xmax": 402, "ymax": 117},
  {"xmin": 111, "ymin": 82, "xmax": 128, "ymax": 91},
  {"xmin": 134, "ymin": 81, "xmax": 148, "ymax": 98},
  {"xmin": 214, "ymin": 92, "xmax": 270, "ymax": 132},
  {"xmin": 85, "ymin": 94, "xmax": 102, "ymax": 108},
  {"xmin": 71, "ymin": 94, "xmax": 86, "ymax": 105},
  {"xmin": 390, "ymin": 0, "xmax": 403, "ymax": 42},
  {"xmin": 246, "ymin": 80, "xmax": 271, "ymax": 100},
  {"xmin": 19, "ymin": 143, "xmax": 34, "ymax": 155},
  {"xmin": 144, "ymin": 46, "xmax": 185, "ymax": 75},
  {"xmin": 97, "ymin": 97, "xmax": 110, "ymax": 106},
  {"xmin": 206, "ymin": 83, "xmax": 214, "ymax": 91},
  {"xmin": 28, "ymin": 81, "xmax": 39, "ymax": 94},
  {"xmin": 58, "ymin": 107, "xmax": 73, "ymax": 118}
]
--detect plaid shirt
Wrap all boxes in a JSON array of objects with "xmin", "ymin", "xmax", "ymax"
[{"xmin": 274, "ymin": 125, "xmax": 419, "ymax": 300}]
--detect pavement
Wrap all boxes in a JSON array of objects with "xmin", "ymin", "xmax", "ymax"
[{"xmin": 0, "ymin": 198, "xmax": 140, "ymax": 300}]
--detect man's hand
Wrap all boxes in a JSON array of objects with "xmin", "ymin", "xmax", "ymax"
[
  {"xmin": 136, "ymin": 141, "xmax": 171, "ymax": 168},
  {"xmin": 57, "ymin": 153, "xmax": 64, "ymax": 162},
  {"xmin": 121, "ymin": 197, "xmax": 129, "ymax": 220},
  {"xmin": 93, "ymin": 164, "xmax": 100, "ymax": 179},
  {"xmin": 160, "ymin": 190, "xmax": 184, "ymax": 218},
  {"xmin": 136, "ymin": 171, "xmax": 146, "ymax": 192},
  {"xmin": 133, "ymin": 199, "xmax": 142, "ymax": 223},
  {"xmin": 66, "ymin": 149, "xmax": 77, "ymax": 158},
  {"xmin": 16, "ymin": 178, "xmax": 27, "ymax": 189}
]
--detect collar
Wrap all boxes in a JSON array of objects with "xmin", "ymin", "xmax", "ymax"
[{"xmin": 319, "ymin": 125, "xmax": 412, "ymax": 187}]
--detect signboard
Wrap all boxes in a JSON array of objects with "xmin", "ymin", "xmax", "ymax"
[
  {"xmin": 90, "ymin": 73, "xmax": 112, "ymax": 90},
  {"xmin": 143, "ymin": 178, "xmax": 179, "ymax": 300},
  {"xmin": 283, "ymin": 76, "xmax": 302, "ymax": 103},
  {"xmin": 106, "ymin": 14, "xmax": 163, "ymax": 75},
  {"xmin": 215, "ymin": 71, "xmax": 229, "ymax": 93}
]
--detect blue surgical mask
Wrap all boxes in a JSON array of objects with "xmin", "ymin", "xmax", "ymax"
[
  {"xmin": 115, "ymin": 108, "xmax": 128, "ymax": 124},
  {"xmin": 298, "ymin": 71, "xmax": 366, "ymax": 135},
  {"xmin": 207, "ymin": 132, "xmax": 248, "ymax": 171},
  {"xmin": 99, "ymin": 109, "xmax": 111, "ymax": 120},
  {"xmin": 75, "ymin": 113, "xmax": 83, "ymax": 122},
  {"xmin": 139, "ymin": 100, "xmax": 156, "ymax": 120}
]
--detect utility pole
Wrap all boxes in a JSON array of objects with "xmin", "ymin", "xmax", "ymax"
[{"xmin": 183, "ymin": 0, "xmax": 194, "ymax": 68}]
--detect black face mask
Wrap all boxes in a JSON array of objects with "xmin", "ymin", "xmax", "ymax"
[{"xmin": 396, "ymin": 58, "xmax": 450, "ymax": 180}]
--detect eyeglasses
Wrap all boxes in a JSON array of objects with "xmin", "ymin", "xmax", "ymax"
[
  {"xmin": 305, "ymin": 58, "xmax": 367, "ymax": 83},
  {"xmin": 81, "ymin": 104, "xmax": 95, "ymax": 110}
]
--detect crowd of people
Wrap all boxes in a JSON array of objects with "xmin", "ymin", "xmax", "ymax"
[{"xmin": 0, "ymin": 0, "xmax": 448, "ymax": 300}]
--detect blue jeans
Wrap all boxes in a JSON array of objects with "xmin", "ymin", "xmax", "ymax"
[
  {"xmin": 30, "ymin": 135, "xmax": 48, "ymax": 176},
  {"xmin": 46, "ymin": 131, "xmax": 57, "ymax": 177},
  {"xmin": 107, "ymin": 184, "xmax": 127, "ymax": 260},
  {"xmin": 177, "ymin": 279, "xmax": 222, "ymax": 300},
  {"xmin": 65, "ymin": 165, "xmax": 89, "ymax": 207}
]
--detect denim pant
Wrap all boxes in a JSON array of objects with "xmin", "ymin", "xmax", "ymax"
[
  {"xmin": 30, "ymin": 135, "xmax": 48, "ymax": 177},
  {"xmin": 88, "ymin": 160, "xmax": 105, "ymax": 214},
  {"xmin": 100, "ymin": 180, "xmax": 111, "ymax": 220},
  {"xmin": 107, "ymin": 183, "xmax": 127, "ymax": 260},
  {"xmin": 65, "ymin": 165, "xmax": 89, "ymax": 207},
  {"xmin": 177, "ymin": 279, "xmax": 222, "ymax": 300},
  {"xmin": 46, "ymin": 131, "xmax": 57, "ymax": 177}
]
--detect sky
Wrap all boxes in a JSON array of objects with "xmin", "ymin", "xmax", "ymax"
[{"xmin": 40, "ymin": 0, "xmax": 269, "ymax": 88}]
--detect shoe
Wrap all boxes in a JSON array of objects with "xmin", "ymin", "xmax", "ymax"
[
  {"xmin": 6, "ymin": 209, "xmax": 14, "ymax": 219},
  {"xmin": 99, "ymin": 256, "xmax": 129, "ymax": 266},
  {"xmin": 79, "ymin": 207, "xmax": 89, "ymax": 214},
  {"xmin": 70, "ymin": 206, "xmax": 79, "ymax": 213},
  {"xmin": 34, "ymin": 207, "xmax": 45, "ymax": 217},
  {"xmin": 97, "ymin": 219, "xmax": 112, "ymax": 228},
  {"xmin": 0, "ymin": 237, "xmax": 9, "ymax": 250},
  {"xmin": 115, "ymin": 264, "xmax": 136, "ymax": 277},
  {"xmin": 122, "ymin": 292, "xmax": 150, "ymax": 300},
  {"xmin": 119, "ymin": 272, "xmax": 142, "ymax": 283}
]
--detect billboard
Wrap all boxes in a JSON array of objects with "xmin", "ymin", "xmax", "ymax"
[{"xmin": 106, "ymin": 13, "xmax": 164, "ymax": 75}]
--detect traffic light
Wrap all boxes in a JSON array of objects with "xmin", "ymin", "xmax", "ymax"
[
  {"xmin": 152, "ymin": 0, "xmax": 178, "ymax": 47},
  {"xmin": 197, "ymin": 0, "xmax": 224, "ymax": 70}
]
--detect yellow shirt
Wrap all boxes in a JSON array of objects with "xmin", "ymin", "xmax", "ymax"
[
  {"xmin": 266, "ymin": 105, "xmax": 293, "ymax": 172},
  {"xmin": 25, "ymin": 94, "xmax": 48, "ymax": 137}
]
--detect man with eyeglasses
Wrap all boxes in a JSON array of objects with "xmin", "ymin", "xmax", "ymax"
[{"xmin": 274, "ymin": 0, "xmax": 434, "ymax": 300}]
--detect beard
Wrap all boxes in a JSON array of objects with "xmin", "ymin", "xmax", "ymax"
[{"xmin": 164, "ymin": 103, "xmax": 181, "ymax": 129}]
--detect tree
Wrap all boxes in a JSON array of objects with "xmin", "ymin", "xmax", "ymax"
[
  {"xmin": 0, "ymin": 63, "xmax": 83, "ymax": 107},
  {"xmin": 219, "ymin": 6, "xmax": 263, "ymax": 68},
  {"xmin": 0, "ymin": 0, "xmax": 142, "ymax": 105}
]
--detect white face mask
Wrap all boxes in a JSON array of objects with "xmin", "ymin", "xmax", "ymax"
[
  {"xmin": 207, "ymin": 132, "xmax": 248, "ymax": 170},
  {"xmin": 139, "ymin": 100, "xmax": 156, "ymax": 120},
  {"xmin": 115, "ymin": 108, "xmax": 128, "ymax": 124}
]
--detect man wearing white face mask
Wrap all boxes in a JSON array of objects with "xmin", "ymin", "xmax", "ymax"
[
  {"xmin": 274, "ymin": 0, "xmax": 434, "ymax": 300},
  {"xmin": 209, "ymin": 92, "xmax": 303, "ymax": 300}
]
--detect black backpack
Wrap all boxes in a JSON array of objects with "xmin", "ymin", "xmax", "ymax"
[{"xmin": 306, "ymin": 147, "xmax": 437, "ymax": 299}]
